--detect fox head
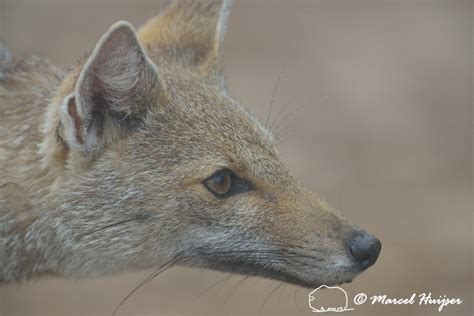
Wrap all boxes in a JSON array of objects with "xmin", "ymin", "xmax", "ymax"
[{"xmin": 40, "ymin": 0, "xmax": 380, "ymax": 287}]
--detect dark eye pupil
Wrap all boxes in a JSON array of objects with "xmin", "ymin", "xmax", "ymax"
[{"xmin": 213, "ymin": 173, "xmax": 226, "ymax": 185}]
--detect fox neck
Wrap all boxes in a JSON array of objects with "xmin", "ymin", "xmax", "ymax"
[
  {"xmin": 0, "ymin": 195, "xmax": 158, "ymax": 283},
  {"xmin": 0, "ymin": 202, "xmax": 57, "ymax": 283}
]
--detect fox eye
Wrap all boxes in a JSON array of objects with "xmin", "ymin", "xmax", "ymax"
[{"xmin": 203, "ymin": 169, "xmax": 252, "ymax": 198}]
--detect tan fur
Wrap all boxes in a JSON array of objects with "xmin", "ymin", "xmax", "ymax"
[
  {"xmin": 139, "ymin": 0, "xmax": 230, "ymax": 75},
  {"xmin": 0, "ymin": 0, "xmax": 379, "ymax": 287}
]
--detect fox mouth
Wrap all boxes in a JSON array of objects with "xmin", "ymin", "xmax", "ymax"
[{"xmin": 200, "ymin": 255, "xmax": 356, "ymax": 288}]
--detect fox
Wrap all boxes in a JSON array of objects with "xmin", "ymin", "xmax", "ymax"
[{"xmin": 0, "ymin": 0, "xmax": 381, "ymax": 289}]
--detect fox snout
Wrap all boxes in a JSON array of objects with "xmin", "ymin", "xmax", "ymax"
[{"xmin": 273, "ymin": 195, "xmax": 382, "ymax": 287}]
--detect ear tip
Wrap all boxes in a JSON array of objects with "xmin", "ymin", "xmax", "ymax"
[
  {"xmin": 94, "ymin": 20, "xmax": 139, "ymax": 49},
  {"xmin": 108, "ymin": 20, "xmax": 136, "ymax": 35}
]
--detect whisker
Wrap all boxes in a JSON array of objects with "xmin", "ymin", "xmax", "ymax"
[
  {"xmin": 295, "ymin": 286, "xmax": 305, "ymax": 312},
  {"xmin": 275, "ymin": 129, "xmax": 295, "ymax": 146},
  {"xmin": 293, "ymin": 286, "xmax": 302, "ymax": 312},
  {"xmin": 205, "ymin": 254, "xmax": 291, "ymax": 263},
  {"xmin": 264, "ymin": 71, "xmax": 284, "ymax": 128},
  {"xmin": 203, "ymin": 240, "xmax": 293, "ymax": 248},
  {"xmin": 75, "ymin": 214, "xmax": 150, "ymax": 240},
  {"xmin": 199, "ymin": 249, "xmax": 325, "ymax": 262},
  {"xmin": 203, "ymin": 254, "xmax": 317, "ymax": 269},
  {"xmin": 273, "ymin": 103, "xmax": 308, "ymax": 140},
  {"xmin": 259, "ymin": 282, "xmax": 283, "ymax": 315},
  {"xmin": 269, "ymin": 95, "xmax": 297, "ymax": 131},
  {"xmin": 192, "ymin": 274, "xmax": 233, "ymax": 302},
  {"xmin": 111, "ymin": 255, "xmax": 180, "ymax": 316},
  {"xmin": 278, "ymin": 283, "xmax": 287, "ymax": 301},
  {"xmin": 224, "ymin": 275, "xmax": 250, "ymax": 303}
]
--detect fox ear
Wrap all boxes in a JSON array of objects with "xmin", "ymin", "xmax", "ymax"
[
  {"xmin": 139, "ymin": 0, "xmax": 232, "ymax": 75},
  {"xmin": 61, "ymin": 21, "xmax": 159, "ymax": 155}
]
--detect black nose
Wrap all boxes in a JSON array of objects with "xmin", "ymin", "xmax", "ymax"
[{"xmin": 347, "ymin": 233, "xmax": 381, "ymax": 270}]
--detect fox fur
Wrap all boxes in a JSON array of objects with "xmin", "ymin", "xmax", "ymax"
[{"xmin": 0, "ymin": 0, "xmax": 379, "ymax": 287}]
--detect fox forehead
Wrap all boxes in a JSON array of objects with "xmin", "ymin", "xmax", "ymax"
[{"xmin": 138, "ymin": 71, "xmax": 295, "ymax": 188}]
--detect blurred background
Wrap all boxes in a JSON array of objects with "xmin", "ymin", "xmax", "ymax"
[{"xmin": 0, "ymin": 0, "xmax": 472, "ymax": 315}]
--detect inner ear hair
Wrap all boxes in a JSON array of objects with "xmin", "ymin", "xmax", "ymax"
[
  {"xmin": 65, "ymin": 95, "xmax": 84, "ymax": 145},
  {"xmin": 60, "ymin": 93, "xmax": 85, "ymax": 150}
]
